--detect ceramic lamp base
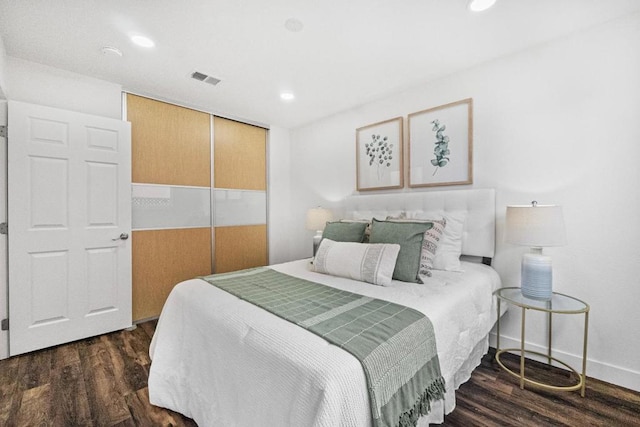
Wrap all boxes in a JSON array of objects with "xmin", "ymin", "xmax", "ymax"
[{"xmin": 521, "ymin": 251, "xmax": 553, "ymax": 300}]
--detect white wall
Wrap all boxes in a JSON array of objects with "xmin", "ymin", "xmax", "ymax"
[
  {"xmin": 267, "ymin": 125, "xmax": 293, "ymax": 264},
  {"xmin": 6, "ymin": 57, "xmax": 123, "ymax": 119},
  {"xmin": 0, "ymin": 35, "xmax": 7, "ymax": 98},
  {"xmin": 288, "ymin": 13, "xmax": 640, "ymax": 391}
]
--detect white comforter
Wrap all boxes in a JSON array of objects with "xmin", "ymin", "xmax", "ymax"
[{"xmin": 149, "ymin": 259, "xmax": 501, "ymax": 426}]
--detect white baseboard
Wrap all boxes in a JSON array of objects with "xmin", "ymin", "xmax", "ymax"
[{"xmin": 489, "ymin": 332, "xmax": 640, "ymax": 393}]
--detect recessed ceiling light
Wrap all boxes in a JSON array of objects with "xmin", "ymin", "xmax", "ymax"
[
  {"xmin": 468, "ymin": 0, "xmax": 497, "ymax": 12},
  {"xmin": 280, "ymin": 92, "xmax": 295, "ymax": 101},
  {"xmin": 131, "ymin": 35, "xmax": 155, "ymax": 48},
  {"xmin": 101, "ymin": 46, "xmax": 123, "ymax": 57},
  {"xmin": 284, "ymin": 18, "xmax": 304, "ymax": 32}
]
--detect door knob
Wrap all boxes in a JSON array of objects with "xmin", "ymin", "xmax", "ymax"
[{"xmin": 112, "ymin": 233, "xmax": 129, "ymax": 241}]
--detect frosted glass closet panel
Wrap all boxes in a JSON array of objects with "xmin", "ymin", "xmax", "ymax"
[
  {"xmin": 132, "ymin": 184, "xmax": 211, "ymax": 230},
  {"xmin": 214, "ymin": 189, "xmax": 266, "ymax": 226}
]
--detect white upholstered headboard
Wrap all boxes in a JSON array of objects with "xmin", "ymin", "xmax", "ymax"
[{"xmin": 344, "ymin": 188, "xmax": 495, "ymax": 259}]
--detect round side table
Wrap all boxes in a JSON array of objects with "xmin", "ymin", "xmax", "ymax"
[{"xmin": 494, "ymin": 287, "xmax": 590, "ymax": 397}]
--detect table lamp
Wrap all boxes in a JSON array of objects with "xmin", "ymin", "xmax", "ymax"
[
  {"xmin": 505, "ymin": 201, "xmax": 566, "ymax": 300},
  {"xmin": 305, "ymin": 207, "xmax": 333, "ymax": 256}
]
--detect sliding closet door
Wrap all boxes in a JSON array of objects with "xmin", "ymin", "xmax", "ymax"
[
  {"xmin": 213, "ymin": 117, "xmax": 268, "ymax": 273},
  {"xmin": 127, "ymin": 94, "xmax": 212, "ymax": 321}
]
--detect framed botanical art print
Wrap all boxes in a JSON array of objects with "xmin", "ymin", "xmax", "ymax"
[
  {"xmin": 356, "ymin": 117, "xmax": 403, "ymax": 191},
  {"xmin": 408, "ymin": 98, "xmax": 473, "ymax": 187}
]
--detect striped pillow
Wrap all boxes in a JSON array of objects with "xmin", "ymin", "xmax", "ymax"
[
  {"xmin": 418, "ymin": 218, "xmax": 446, "ymax": 277},
  {"xmin": 312, "ymin": 239, "xmax": 400, "ymax": 286}
]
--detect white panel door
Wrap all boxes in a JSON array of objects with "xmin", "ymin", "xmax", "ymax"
[{"xmin": 8, "ymin": 100, "xmax": 132, "ymax": 356}]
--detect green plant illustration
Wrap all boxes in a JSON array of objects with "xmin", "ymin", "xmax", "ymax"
[
  {"xmin": 430, "ymin": 119, "xmax": 450, "ymax": 176},
  {"xmin": 364, "ymin": 134, "xmax": 393, "ymax": 181}
]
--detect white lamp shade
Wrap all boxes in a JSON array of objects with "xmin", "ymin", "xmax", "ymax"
[
  {"xmin": 505, "ymin": 204, "xmax": 566, "ymax": 247},
  {"xmin": 305, "ymin": 207, "xmax": 333, "ymax": 231}
]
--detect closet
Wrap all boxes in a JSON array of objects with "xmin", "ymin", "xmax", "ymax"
[
  {"xmin": 213, "ymin": 117, "xmax": 268, "ymax": 272},
  {"xmin": 127, "ymin": 94, "xmax": 267, "ymax": 321}
]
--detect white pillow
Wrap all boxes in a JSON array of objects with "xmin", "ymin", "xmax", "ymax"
[
  {"xmin": 312, "ymin": 239, "xmax": 400, "ymax": 286},
  {"xmin": 409, "ymin": 211, "xmax": 466, "ymax": 272}
]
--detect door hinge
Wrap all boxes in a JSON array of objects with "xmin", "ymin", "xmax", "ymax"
[
  {"xmin": 0, "ymin": 223, "xmax": 6, "ymax": 235},
  {"xmin": 0, "ymin": 125, "xmax": 6, "ymax": 138},
  {"xmin": 1, "ymin": 318, "xmax": 7, "ymax": 331}
]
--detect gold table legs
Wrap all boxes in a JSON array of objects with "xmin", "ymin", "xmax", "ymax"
[{"xmin": 495, "ymin": 298, "xmax": 589, "ymax": 397}]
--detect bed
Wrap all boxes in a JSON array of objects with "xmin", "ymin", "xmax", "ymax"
[{"xmin": 148, "ymin": 188, "xmax": 501, "ymax": 426}]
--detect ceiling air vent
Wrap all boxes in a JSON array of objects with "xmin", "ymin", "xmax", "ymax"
[{"xmin": 191, "ymin": 71, "xmax": 221, "ymax": 86}]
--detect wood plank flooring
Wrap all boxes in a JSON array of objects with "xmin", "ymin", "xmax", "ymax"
[
  {"xmin": 0, "ymin": 321, "xmax": 196, "ymax": 427},
  {"xmin": 1, "ymin": 320, "xmax": 638, "ymax": 426},
  {"xmin": 441, "ymin": 348, "xmax": 640, "ymax": 426}
]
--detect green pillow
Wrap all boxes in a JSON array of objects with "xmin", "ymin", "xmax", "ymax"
[
  {"xmin": 322, "ymin": 221, "xmax": 368, "ymax": 243},
  {"xmin": 369, "ymin": 218, "xmax": 433, "ymax": 283}
]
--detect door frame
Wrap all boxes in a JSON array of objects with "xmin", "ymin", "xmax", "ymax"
[{"xmin": 0, "ymin": 100, "xmax": 7, "ymax": 359}]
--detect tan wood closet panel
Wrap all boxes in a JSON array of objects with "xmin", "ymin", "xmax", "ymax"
[
  {"xmin": 132, "ymin": 228, "xmax": 212, "ymax": 321},
  {"xmin": 128, "ymin": 94, "xmax": 211, "ymax": 187},
  {"xmin": 213, "ymin": 116, "xmax": 266, "ymax": 190},
  {"xmin": 214, "ymin": 225, "xmax": 268, "ymax": 273}
]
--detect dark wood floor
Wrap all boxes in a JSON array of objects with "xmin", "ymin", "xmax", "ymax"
[
  {"xmin": 0, "ymin": 321, "xmax": 196, "ymax": 426},
  {"xmin": 439, "ymin": 348, "xmax": 640, "ymax": 427},
  {"xmin": 1, "ymin": 321, "xmax": 639, "ymax": 427}
]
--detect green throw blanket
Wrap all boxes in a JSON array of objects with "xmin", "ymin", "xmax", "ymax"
[{"xmin": 202, "ymin": 267, "xmax": 445, "ymax": 427}]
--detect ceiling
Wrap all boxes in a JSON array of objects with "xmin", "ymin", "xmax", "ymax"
[{"xmin": 1, "ymin": 0, "xmax": 639, "ymax": 129}]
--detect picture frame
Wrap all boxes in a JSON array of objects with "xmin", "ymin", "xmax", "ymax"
[
  {"xmin": 408, "ymin": 98, "xmax": 473, "ymax": 187},
  {"xmin": 356, "ymin": 117, "xmax": 403, "ymax": 191}
]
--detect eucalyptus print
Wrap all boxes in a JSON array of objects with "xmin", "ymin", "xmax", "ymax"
[
  {"xmin": 430, "ymin": 119, "xmax": 450, "ymax": 175},
  {"xmin": 364, "ymin": 134, "xmax": 394, "ymax": 180}
]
